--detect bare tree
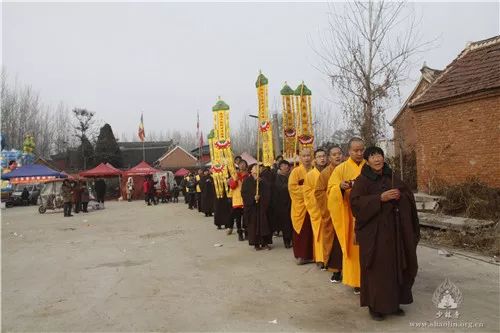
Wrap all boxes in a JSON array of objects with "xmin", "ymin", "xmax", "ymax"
[
  {"xmin": 72, "ymin": 108, "xmax": 97, "ymax": 169},
  {"xmin": 231, "ymin": 116, "xmax": 257, "ymax": 156},
  {"xmin": 315, "ymin": 0, "xmax": 432, "ymax": 145}
]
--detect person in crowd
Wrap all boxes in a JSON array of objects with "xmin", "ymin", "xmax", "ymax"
[
  {"xmin": 289, "ymin": 148, "xmax": 314, "ymax": 265},
  {"xmin": 180, "ymin": 176, "xmax": 188, "ymax": 204},
  {"xmin": 72, "ymin": 180, "xmax": 82, "ymax": 213},
  {"xmin": 350, "ymin": 146, "xmax": 420, "ymax": 321},
  {"xmin": 94, "ymin": 178, "xmax": 106, "ymax": 208},
  {"xmin": 21, "ymin": 187, "xmax": 30, "ymax": 206},
  {"xmin": 61, "ymin": 179, "xmax": 73, "ymax": 217},
  {"xmin": 80, "ymin": 180, "xmax": 90, "ymax": 213},
  {"xmin": 148, "ymin": 175, "xmax": 157, "ymax": 205},
  {"xmin": 303, "ymin": 149, "xmax": 328, "ymax": 268},
  {"xmin": 227, "ymin": 159, "xmax": 249, "ymax": 241},
  {"xmin": 186, "ymin": 174, "xmax": 197, "ymax": 209},
  {"xmin": 314, "ymin": 146, "xmax": 344, "ymax": 283},
  {"xmin": 160, "ymin": 176, "xmax": 168, "ymax": 203},
  {"xmin": 143, "ymin": 176, "xmax": 152, "ymax": 206},
  {"xmin": 200, "ymin": 168, "xmax": 216, "ymax": 217},
  {"xmin": 172, "ymin": 183, "xmax": 180, "ymax": 203},
  {"xmin": 126, "ymin": 177, "xmax": 134, "ymax": 202},
  {"xmin": 327, "ymin": 137, "xmax": 366, "ymax": 295},
  {"xmin": 272, "ymin": 159, "xmax": 293, "ymax": 248},
  {"xmin": 195, "ymin": 169, "xmax": 203, "ymax": 211},
  {"xmin": 241, "ymin": 163, "xmax": 272, "ymax": 251}
]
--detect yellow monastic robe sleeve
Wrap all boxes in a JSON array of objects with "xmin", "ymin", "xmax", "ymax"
[
  {"xmin": 315, "ymin": 165, "xmax": 333, "ymax": 222},
  {"xmin": 303, "ymin": 168, "xmax": 322, "ymax": 241},
  {"xmin": 288, "ymin": 165, "xmax": 307, "ymax": 234},
  {"xmin": 327, "ymin": 158, "xmax": 366, "ymax": 288},
  {"xmin": 327, "ymin": 163, "xmax": 350, "ymax": 257}
]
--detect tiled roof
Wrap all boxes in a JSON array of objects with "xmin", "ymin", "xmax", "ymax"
[{"xmin": 411, "ymin": 36, "xmax": 500, "ymax": 107}]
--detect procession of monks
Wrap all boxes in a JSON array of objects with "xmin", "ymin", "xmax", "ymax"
[{"xmin": 185, "ymin": 137, "xmax": 420, "ymax": 321}]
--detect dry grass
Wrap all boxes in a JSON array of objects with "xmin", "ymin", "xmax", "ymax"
[
  {"xmin": 436, "ymin": 178, "xmax": 500, "ymax": 221},
  {"xmin": 420, "ymin": 224, "xmax": 500, "ymax": 257}
]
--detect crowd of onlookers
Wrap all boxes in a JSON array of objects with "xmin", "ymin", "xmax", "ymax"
[{"xmin": 60, "ymin": 178, "xmax": 106, "ymax": 217}]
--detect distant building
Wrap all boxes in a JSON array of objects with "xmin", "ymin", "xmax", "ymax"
[
  {"xmin": 190, "ymin": 144, "xmax": 210, "ymax": 164},
  {"xmin": 155, "ymin": 145, "xmax": 199, "ymax": 171},
  {"xmin": 401, "ymin": 36, "xmax": 500, "ymax": 192},
  {"xmin": 119, "ymin": 141, "xmax": 174, "ymax": 169},
  {"xmin": 391, "ymin": 65, "xmax": 442, "ymax": 156}
]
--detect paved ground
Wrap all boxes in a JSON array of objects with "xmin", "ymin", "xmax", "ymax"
[{"xmin": 2, "ymin": 201, "xmax": 499, "ymax": 332}]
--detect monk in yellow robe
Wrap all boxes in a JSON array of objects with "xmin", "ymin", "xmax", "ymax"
[
  {"xmin": 288, "ymin": 148, "xmax": 314, "ymax": 264},
  {"xmin": 314, "ymin": 146, "xmax": 344, "ymax": 281},
  {"xmin": 303, "ymin": 149, "xmax": 328, "ymax": 268},
  {"xmin": 327, "ymin": 137, "xmax": 365, "ymax": 294}
]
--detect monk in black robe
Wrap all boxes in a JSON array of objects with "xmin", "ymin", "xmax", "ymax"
[
  {"xmin": 260, "ymin": 166, "xmax": 275, "ymax": 235},
  {"xmin": 214, "ymin": 187, "xmax": 232, "ymax": 230},
  {"xmin": 350, "ymin": 146, "xmax": 420, "ymax": 321},
  {"xmin": 200, "ymin": 169, "xmax": 216, "ymax": 217},
  {"xmin": 272, "ymin": 160, "xmax": 293, "ymax": 248},
  {"xmin": 241, "ymin": 164, "xmax": 272, "ymax": 250}
]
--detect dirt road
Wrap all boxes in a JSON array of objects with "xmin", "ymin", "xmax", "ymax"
[{"xmin": 2, "ymin": 201, "xmax": 498, "ymax": 332}]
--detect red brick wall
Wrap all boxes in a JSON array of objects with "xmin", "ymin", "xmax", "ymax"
[
  {"xmin": 393, "ymin": 107, "xmax": 417, "ymax": 155},
  {"xmin": 414, "ymin": 95, "xmax": 500, "ymax": 192},
  {"xmin": 393, "ymin": 80, "xmax": 429, "ymax": 156}
]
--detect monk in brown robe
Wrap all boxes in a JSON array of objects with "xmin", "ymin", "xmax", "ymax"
[
  {"xmin": 350, "ymin": 146, "xmax": 420, "ymax": 321},
  {"xmin": 314, "ymin": 145, "xmax": 344, "ymax": 282},
  {"xmin": 241, "ymin": 163, "xmax": 272, "ymax": 250}
]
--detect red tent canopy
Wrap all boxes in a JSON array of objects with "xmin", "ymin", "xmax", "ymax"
[
  {"xmin": 79, "ymin": 163, "xmax": 123, "ymax": 177},
  {"xmin": 105, "ymin": 163, "xmax": 122, "ymax": 173},
  {"xmin": 174, "ymin": 168, "xmax": 190, "ymax": 177},
  {"xmin": 125, "ymin": 161, "xmax": 160, "ymax": 176}
]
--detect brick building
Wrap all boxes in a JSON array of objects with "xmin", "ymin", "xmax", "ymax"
[
  {"xmin": 401, "ymin": 36, "xmax": 500, "ymax": 192},
  {"xmin": 391, "ymin": 65, "xmax": 442, "ymax": 156},
  {"xmin": 155, "ymin": 145, "xmax": 199, "ymax": 171}
]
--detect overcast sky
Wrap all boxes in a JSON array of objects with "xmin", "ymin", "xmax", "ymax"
[{"xmin": 2, "ymin": 2, "xmax": 499, "ymax": 140}]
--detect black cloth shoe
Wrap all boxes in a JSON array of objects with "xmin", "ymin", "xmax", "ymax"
[
  {"xmin": 237, "ymin": 230, "xmax": 244, "ymax": 241},
  {"xmin": 353, "ymin": 287, "xmax": 361, "ymax": 295},
  {"xmin": 369, "ymin": 309, "xmax": 385, "ymax": 321},
  {"xmin": 330, "ymin": 272, "xmax": 342, "ymax": 283}
]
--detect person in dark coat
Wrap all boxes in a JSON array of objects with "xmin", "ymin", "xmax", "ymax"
[
  {"xmin": 61, "ymin": 179, "xmax": 73, "ymax": 217},
  {"xmin": 241, "ymin": 163, "xmax": 272, "ymax": 251},
  {"xmin": 260, "ymin": 166, "xmax": 276, "ymax": 235},
  {"xmin": 186, "ymin": 174, "xmax": 197, "ymax": 209},
  {"xmin": 21, "ymin": 187, "xmax": 30, "ymax": 206},
  {"xmin": 180, "ymin": 176, "xmax": 188, "ymax": 204},
  {"xmin": 214, "ymin": 186, "xmax": 232, "ymax": 230},
  {"xmin": 80, "ymin": 181, "xmax": 90, "ymax": 213},
  {"xmin": 350, "ymin": 146, "xmax": 420, "ymax": 321},
  {"xmin": 72, "ymin": 180, "xmax": 82, "ymax": 213},
  {"xmin": 94, "ymin": 178, "xmax": 106, "ymax": 207},
  {"xmin": 148, "ymin": 176, "xmax": 157, "ymax": 205},
  {"xmin": 272, "ymin": 159, "xmax": 293, "ymax": 248},
  {"xmin": 172, "ymin": 184, "xmax": 180, "ymax": 203},
  {"xmin": 200, "ymin": 169, "xmax": 215, "ymax": 217}
]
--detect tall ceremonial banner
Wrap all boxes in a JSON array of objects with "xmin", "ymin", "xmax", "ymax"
[
  {"xmin": 208, "ymin": 129, "xmax": 223, "ymax": 198},
  {"xmin": 211, "ymin": 98, "xmax": 236, "ymax": 198},
  {"xmin": 255, "ymin": 72, "xmax": 274, "ymax": 167},
  {"xmin": 281, "ymin": 83, "xmax": 296, "ymax": 160},
  {"xmin": 294, "ymin": 82, "xmax": 314, "ymax": 150}
]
